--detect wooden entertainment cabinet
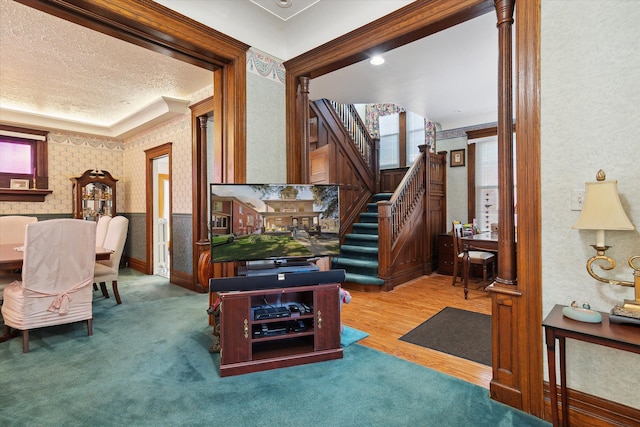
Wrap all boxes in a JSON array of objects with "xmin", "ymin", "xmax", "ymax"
[{"xmin": 218, "ymin": 283, "xmax": 343, "ymax": 377}]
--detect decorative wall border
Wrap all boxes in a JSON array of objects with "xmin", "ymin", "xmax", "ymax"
[
  {"xmin": 48, "ymin": 131, "xmax": 124, "ymax": 150},
  {"xmin": 247, "ymin": 47, "xmax": 285, "ymax": 85}
]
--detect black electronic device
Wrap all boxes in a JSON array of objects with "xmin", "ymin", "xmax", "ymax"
[
  {"xmin": 209, "ymin": 269, "xmax": 346, "ymax": 292},
  {"xmin": 288, "ymin": 304, "xmax": 300, "ymax": 314},
  {"xmin": 254, "ymin": 323, "xmax": 288, "ymax": 337},
  {"xmin": 289, "ymin": 319, "xmax": 308, "ymax": 332},
  {"xmin": 253, "ymin": 306, "xmax": 291, "ymax": 320}
]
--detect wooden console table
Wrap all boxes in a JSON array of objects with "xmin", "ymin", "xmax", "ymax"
[{"xmin": 542, "ymin": 304, "xmax": 640, "ymax": 426}]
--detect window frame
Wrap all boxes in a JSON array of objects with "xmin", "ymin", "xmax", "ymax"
[{"xmin": 0, "ymin": 125, "xmax": 51, "ymax": 202}]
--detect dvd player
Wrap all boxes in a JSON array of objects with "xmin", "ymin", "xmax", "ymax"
[{"xmin": 253, "ymin": 306, "xmax": 291, "ymax": 320}]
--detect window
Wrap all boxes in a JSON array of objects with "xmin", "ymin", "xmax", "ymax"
[
  {"xmin": 406, "ymin": 111, "xmax": 426, "ymax": 164},
  {"xmin": 379, "ymin": 113, "xmax": 399, "ymax": 169},
  {"xmin": 474, "ymin": 135, "xmax": 517, "ymax": 231},
  {"xmin": 0, "ymin": 125, "xmax": 49, "ymax": 200},
  {"xmin": 0, "ymin": 141, "xmax": 33, "ymax": 174},
  {"xmin": 211, "ymin": 214, "xmax": 228, "ymax": 228},
  {"xmin": 475, "ymin": 137, "xmax": 499, "ymax": 231}
]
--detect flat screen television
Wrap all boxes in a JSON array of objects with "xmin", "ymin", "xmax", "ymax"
[{"xmin": 209, "ymin": 184, "xmax": 340, "ymax": 264}]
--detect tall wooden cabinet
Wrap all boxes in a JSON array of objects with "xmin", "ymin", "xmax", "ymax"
[{"xmin": 71, "ymin": 169, "xmax": 118, "ymax": 220}]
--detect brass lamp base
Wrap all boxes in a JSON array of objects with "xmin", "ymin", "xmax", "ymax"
[{"xmin": 622, "ymin": 299, "xmax": 640, "ymax": 312}]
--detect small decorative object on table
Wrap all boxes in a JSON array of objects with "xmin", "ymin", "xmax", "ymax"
[
  {"xmin": 610, "ymin": 305, "xmax": 640, "ymax": 325},
  {"xmin": 561, "ymin": 301, "xmax": 602, "ymax": 323}
]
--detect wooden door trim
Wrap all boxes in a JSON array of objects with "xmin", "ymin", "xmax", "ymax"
[{"xmin": 145, "ymin": 143, "xmax": 172, "ymax": 276}]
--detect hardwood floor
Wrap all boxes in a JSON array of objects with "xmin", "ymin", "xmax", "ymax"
[{"xmin": 341, "ymin": 273, "xmax": 492, "ymax": 389}]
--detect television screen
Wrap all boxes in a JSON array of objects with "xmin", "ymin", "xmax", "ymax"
[{"xmin": 209, "ymin": 184, "xmax": 340, "ymax": 263}]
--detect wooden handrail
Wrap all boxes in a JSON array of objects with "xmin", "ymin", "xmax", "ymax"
[
  {"xmin": 327, "ymin": 100, "xmax": 376, "ymax": 172},
  {"xmin": 378, "ymin": 150, "xmax": 427, "ymax": 277},
  {"xmin": 385, "ymin": 150, "xmax": 426, "ymax": 241}
]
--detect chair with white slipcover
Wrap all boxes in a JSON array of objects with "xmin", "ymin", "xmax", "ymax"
[
  {"xmin": 1, "ymin": 219, "xmax": 96, "ymax": 353},
  {"xmin": 93, "ymin": 216, "xmax": 129, "ymax": 304},
  {"xmin": 0, "ymin": 215, "xmax": 38, "ymax": 302}
]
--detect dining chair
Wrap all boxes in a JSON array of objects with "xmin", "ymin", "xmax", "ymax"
[
  {"xmin": 1, "ymin": 219, "xmax": 96, "ymax": 353},
  {"xmin": 0, "ymin": 215, "xmax": 38, "ymax": 245},
  {"xmin": 93, "ymin": 216, "xmax": 129, "ymax": 304},
  {"xmin": 0, "ymin": 216, "xmax": 38, "ymax": 302},
  {"xmin": 95, "ymin": 215, "xmax": 112, "ymax": 248},
  {"xmin": 451, "ymin": 222, "xmax": 496, "ymax": 295}
]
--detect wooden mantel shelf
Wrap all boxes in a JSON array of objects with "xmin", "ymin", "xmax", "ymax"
[{"xmin": 0, "ymin": 188, "xmax": 53, "ymax": 202}]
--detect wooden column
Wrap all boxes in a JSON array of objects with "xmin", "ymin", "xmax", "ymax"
[
  {"xmin": 194, "ymin": 115, "xmax": 210, "ymax": 293},
  {"xmin": 197, "ymin": 115, "xmax": 209, "ymax": 243},
  {"xmin": 495, "ymin": 0, "xmax": 517, "ymax": 287},
  {"xmin": 489, "ymin": 0, "xmax": 522, "ymax": 410},
  {"xmin": 299, "ymin": 76, "xmax": 311, "ymax": 184}
]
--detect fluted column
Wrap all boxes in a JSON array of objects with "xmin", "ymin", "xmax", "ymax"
[
  {"xmin": 299, "ymin": 76, "xmax": 310, "ymax": 184},
  {"xmin": 495, "ymin": 0, "xmax": 516, "ymax": 286}
]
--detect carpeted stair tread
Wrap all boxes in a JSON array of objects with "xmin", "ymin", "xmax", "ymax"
[
  {"xmin": 366, "ymin": 203, "xmax": 379, "ymax": 213},
  {"xmin": 340, "ymin": 245, "xmax": 378, "ymax": 255},
  {"xmin": 372, "ymin": 193, "xmax": 393, "ymax": 201},
  {"xmin": 332, "ymin": 257, "xmax": 378, "ymax": 269},
  {"xmin": 344, "ymin": 234, "xmax": 379, "ymax": 248},
  {"xmin": 353, "ymin": 223, "xmax": 378, "ymax": 234},
  {"xmin": 344, "ymin": 272, "xmax": 385, "ymax": 286},
  {"xmin": 345, "ymin": 233, "xmax": 378, "ymax": 241},
  {"xmin": 359, "ymin": 212, "xmax": 378, "ymax": 223}
]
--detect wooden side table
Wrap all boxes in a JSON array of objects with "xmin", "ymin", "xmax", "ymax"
[{"xmin": 542, "ymin": 304, "xmax": 640, "ymax": 426}]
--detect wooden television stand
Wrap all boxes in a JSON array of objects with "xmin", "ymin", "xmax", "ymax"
[{"xmin": 214, "ymin": 273, "xmax": 343, "ymax": 377}]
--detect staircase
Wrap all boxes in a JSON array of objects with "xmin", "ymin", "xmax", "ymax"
[{"xmin": 332, "ymin": 193, "xmax": 392, "ymax": 288}]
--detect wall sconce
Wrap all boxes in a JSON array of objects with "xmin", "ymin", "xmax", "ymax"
[{"xmin": 572, "ymin": 170, "xmax": 640, "ymax": 319}]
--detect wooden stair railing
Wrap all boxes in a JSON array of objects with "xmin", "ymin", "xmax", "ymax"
[
  {"xmin": 310, "ymin": 100, "xmax": 377, "ymax": 241},
  {"xmin": 327, "ymin": 100, "xmax": 377, "ymax": 174},
  {"xmin": 378, "ymin": 148, "xmax": 428, "ymax": 283}
]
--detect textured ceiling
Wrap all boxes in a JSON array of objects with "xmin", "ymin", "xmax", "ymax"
[{"xmin": 0, "ymin": 0, "xmax": 212, "ymax": 131}]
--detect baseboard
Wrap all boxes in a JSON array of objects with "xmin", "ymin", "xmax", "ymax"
[
  {"xmin": 171, "ymin": 269, "xmax": 198, "ymax": 291},
  {"xmin": 124, "ymin": 256, "xmax": 146, "ymax": 273},
  {"xmin": 544, "ymin": 382, "xmax": 640, "ymax": 426}
]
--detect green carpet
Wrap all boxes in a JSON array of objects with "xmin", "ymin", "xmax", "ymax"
[
  {"xmin": 341, "ymin": 325, "xmax": 368, "ymax": 347},
  {"xmin": 0, "ymin": 269, "xmax": 549, "ymax": 427}
]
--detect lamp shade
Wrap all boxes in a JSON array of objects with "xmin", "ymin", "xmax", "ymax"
[{"xmin": 573, "ymin": 179, "xmax": 635, "ymax": 231}]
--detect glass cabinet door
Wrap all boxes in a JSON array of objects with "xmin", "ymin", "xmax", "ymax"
[{"xmin": 71, "ymin": 169, "xmax": 118, "ymax": 220}]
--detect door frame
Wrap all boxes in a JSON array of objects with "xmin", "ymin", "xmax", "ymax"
[{"xmin": 145, "ymin": 143, "xmax": 172, "ymax": 275}]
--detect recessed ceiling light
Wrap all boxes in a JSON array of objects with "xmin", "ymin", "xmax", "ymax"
[
  {"xmin": 276, "ymin": 0, "xmax": 292, "ymax": 8},
  {"xmin": 370, "ymin": 56, "xmax": 385, "ymax": 65}
]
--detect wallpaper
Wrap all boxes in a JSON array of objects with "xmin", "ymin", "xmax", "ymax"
[
  {"xmin": 246, "ymin": 47, "xmax": 286, "ymax": 183},
  {"xmin": 541, "ymin": 0, "xmax": 640, "ymax": 409},
  {"xmin": 123, "ymin": 114, "xmax": 192, "ymax": 214}
]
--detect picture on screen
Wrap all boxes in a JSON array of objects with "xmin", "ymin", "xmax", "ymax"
[{"xmin": 209, "ymin": 184, "xmax": 340, "ymax": 263}]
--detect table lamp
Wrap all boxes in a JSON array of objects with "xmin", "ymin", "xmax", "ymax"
[{"xmin": 572, "ymin": 170, "xmax": 640, "ymax": 319}]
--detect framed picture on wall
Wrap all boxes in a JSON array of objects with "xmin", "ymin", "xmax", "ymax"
[
  {"xmin": 450, "ymin": 149, "xmax": 465, "ymax": 167},
  {"xmin": 10, "ymin": 179, "xmax": 30, "ymax": 189}
]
